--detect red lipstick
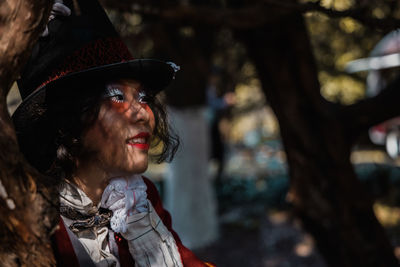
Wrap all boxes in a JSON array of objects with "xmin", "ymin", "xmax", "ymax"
[
  {"xmin": 130, "ymin": 143, "xmax": 150, "ymax": 150},
  {"xmin": 127, "ymin": 132, "xmax": 150, "ymax": 150}
]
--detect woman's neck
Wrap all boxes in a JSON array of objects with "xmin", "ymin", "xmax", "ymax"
[{"xmin": 71, "ymin": 164, "xmax": 110, "ymax": 206}]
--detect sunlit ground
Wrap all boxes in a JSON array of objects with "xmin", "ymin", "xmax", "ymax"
[{"xmin": 195, "ymin": 209, "xmax": 326, "ymax": 267}]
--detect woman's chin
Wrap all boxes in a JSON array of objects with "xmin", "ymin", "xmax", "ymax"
[
  {"xmin": 124, "ymin": 161, "xmax": 148, "ymax": 176},
  {"xmin": 133, "ymin": 163, "xmax": 148, "ymax": 174}
]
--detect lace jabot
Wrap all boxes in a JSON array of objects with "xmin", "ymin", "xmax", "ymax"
[
  {"xmin": 59, "ymin": 180, "xmax": 112, "ymax": 232},
  {"xmin": 59, "ymin": 180, "xmax": 119, "ymax": 267},
  {"xmin": 59, "ymin": 178, "xmax": 184, "ymax": 267}
]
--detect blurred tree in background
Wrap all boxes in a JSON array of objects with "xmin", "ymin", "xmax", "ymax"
[{"xmin": 100, "ymin": 0, "xmax": 400, "ymax": 266}]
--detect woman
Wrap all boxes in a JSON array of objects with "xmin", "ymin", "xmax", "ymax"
[{"xmin": 12, "ymin": 0, "xmax": 214, "ymax": 266}]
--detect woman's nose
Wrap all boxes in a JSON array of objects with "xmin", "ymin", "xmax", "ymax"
[{"xmin": 127, "ymin": 100, "xmax": 150, "ymax": 123}]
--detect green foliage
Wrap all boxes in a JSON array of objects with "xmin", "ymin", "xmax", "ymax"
[
  {"xmin": 105, "ymin": 0, "xmax": 400, "ymax": 106},
  {"xmin": 216, "ymin": 174, "xmax": 290, "ymax": 213},
  {"xmin": 305, "ymin": 0, "xmax": 400, "ymax": 104}
]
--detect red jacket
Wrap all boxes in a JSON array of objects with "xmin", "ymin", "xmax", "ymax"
[{"xmin": 52, "ymin": 177, "xmax": 214, "ymax": 267}]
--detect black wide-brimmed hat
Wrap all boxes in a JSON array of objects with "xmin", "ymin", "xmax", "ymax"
[
  {"xmin": 12, "ymin": 0, "xmax": 179, "ymax": 172},
  {"xmin": 12, "ymin": 0, "xmax": 178, "ymax": 126}
]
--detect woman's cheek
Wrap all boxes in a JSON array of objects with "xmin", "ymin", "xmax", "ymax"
[{"xmin": 110, "ymin": 101, "xmax": 131, "ymax": 113}]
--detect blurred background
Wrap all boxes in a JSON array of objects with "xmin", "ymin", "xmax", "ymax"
[{"xmin": 8, "ymin": 0, "xmax": 400, "ymax": 266}]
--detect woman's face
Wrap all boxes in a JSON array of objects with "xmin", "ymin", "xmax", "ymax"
[{"xmin": 81, "ymin": 79, "xmax": 155, "ymax": 177}]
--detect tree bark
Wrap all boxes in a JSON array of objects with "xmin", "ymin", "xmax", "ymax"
[
  {"xmin": 149, "ymin": 23, "xmax": 214, "ymax": 107},
  {"xmin": 0, "ymin": 1, "xmax": 57, "ymax": 266},
  {"xmin": 344, "ymin": 75, "xmax": 400, "ymax": 137},
  {"xmin": 235, "ymin": 12, "xmax": 399, "ymax": 267}
]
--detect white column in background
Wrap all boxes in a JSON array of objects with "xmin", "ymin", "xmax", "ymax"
[{"xmin": 165, "ymin": 106, "xmax": 219, "ymax": 249}]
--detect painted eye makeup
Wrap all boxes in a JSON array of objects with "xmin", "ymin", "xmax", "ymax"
[
  {"xmin": 104, "ymin": 83, "xmax": 151, "ymax": 106},
  {"xmin": 104, "ymin": 86, "xmax": 125, "ymax": 103},
  {"xmin": 137, "ymin": 91, "xmax": 148, "ymax": 104}
]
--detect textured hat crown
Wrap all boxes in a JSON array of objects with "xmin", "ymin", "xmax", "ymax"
[{"xmin": 17, "ymin": 0, "xmax": 131, "ymax": 99}]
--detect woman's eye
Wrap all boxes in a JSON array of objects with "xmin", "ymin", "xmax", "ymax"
[
  {"xmin": 138, "ymin": 91, "xmax": 148, "ymax": 103},
  {"xmin": 111, "ymin": 94, "xmax": 125, "ymax": 103},
  {"xmin": 104, "ymin": 87, "xmax": 125, "ymax": 103}
]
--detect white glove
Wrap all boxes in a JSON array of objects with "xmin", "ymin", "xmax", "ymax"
[
  {"xmin": 102, "ymin": 177, "xmax": 184, "ymax": 267},
  {"xmin": 101, "ymin": 175, "xmax": 148, "ymax": 233}
]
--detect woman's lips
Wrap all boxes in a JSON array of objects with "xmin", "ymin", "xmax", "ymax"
[
  {"xmin": 129, "ymin": 143, "xmax": 150, "ymax": 150},
  {"xmin": 126, "ymin": 132, "xmax": 150, "ymax": 150}
]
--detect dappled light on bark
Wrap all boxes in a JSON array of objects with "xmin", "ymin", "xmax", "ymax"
[{"xmin": 0, "ymin": 0, "xmax": 56, "ymax": 266}]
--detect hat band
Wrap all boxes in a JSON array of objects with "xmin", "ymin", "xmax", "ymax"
[{"xmin": 40, "ymin": 37, "xmax": 134, "ymax": 90}]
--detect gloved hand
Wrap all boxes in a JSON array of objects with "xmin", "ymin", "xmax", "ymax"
[
  {"xmin": 101, "ymin": 174, "xmax": 148, "ymax": 233},
  {"xmin": 103, "ymin": 176, "xmax": 184, "ymax": 267}
]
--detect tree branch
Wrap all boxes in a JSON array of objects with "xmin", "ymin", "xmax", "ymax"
[
  {"xmin": 263, "ymin": 0, "xmax": 400, "ymax": 31},
  {"xmin": 343, "ymin": 75, "xmax": 400, "ymax": 138},
  {"xmin": 106, "ymin": 3, "xmax": 287, "ymax": 29},
  {"xmin": 102, "ymin": 0, "xmax": 400, "ymax": 30}
]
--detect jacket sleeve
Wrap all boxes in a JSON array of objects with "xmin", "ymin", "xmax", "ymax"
[{"xmin": 143, "ymin": 177, "xmax": 216, "ymax": 267}]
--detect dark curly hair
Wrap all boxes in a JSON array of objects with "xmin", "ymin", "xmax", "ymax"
[{"xmin": 17, "ymin": 78, "xmax": 179, "ymax": 181}]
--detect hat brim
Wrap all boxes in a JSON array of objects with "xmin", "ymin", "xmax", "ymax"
[{"xmin": 12, "ymin": 59, "xmax": 175, "ymax": 126}]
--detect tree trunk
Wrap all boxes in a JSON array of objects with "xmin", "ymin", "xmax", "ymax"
[
  {"xmin": 236, "ymin": 13, "xmax": 400, "ymax": 267},
  {"xmin": 0, "ymin": 1, "xmax": 58, "ymax": 266}
]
